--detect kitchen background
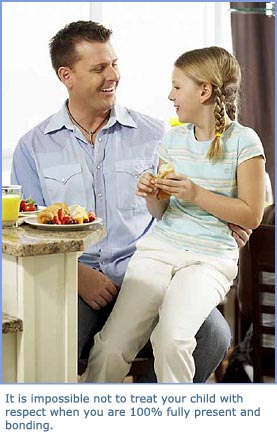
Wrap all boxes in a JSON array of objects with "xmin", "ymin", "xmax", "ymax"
[
  {"xmin": 1, "ymin": 1, "xmax": 275, "ymax": 385},
  {"xmin": 2, "ymin": 1, "xmax": 274, "ymax": 199}
]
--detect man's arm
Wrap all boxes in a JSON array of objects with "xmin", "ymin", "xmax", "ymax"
[
  {"xmin": 11, "ymin": 141, "xmax": 45, "ymax": 205},
  {"xmin": 229, "ymin": 223, "xmax": 252, "ymax": 248},
  {"xmin": 136, "ymin": 171, "xmax": 169, "ymax": 219},
  {"xmin": 78, "ymin": 263, "xmax": 119, "ymax": 311}
]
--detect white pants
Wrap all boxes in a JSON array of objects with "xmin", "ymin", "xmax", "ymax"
[{"xmin": 85, "ymin": 236, "xmax": 238, "ymax": 383}]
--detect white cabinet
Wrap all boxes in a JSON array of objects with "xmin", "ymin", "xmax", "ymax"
[{"xmin": 2, "ymin": 224, "xmax": 106, "ymax": 383}]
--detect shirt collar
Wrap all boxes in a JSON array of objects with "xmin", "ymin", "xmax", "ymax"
[{"xmin": 44, "ymin": 101, "xmax": 137, "ymax": 135}]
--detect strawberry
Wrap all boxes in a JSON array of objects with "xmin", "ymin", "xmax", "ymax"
[
  {"xmin": 20, "ymin": 200, "xmax": 27, "ymax": 211},
  {"xmin": 61, "ymin": 215, "xmax": 71, "ymax": 225},
  {"xmin": 20, "ymin": 196, "xmax": 38, "ymax": 212},
  {"xmin": 53, "ymin": 215, "xmax": 61, "ymax": 225},
  {"xmin": 88, "ymin": 210, "xmax": 96, "ymax": 222},
  {"xmin": 57, "ymin": 208, "xmax": 64, "ymax": 222}
]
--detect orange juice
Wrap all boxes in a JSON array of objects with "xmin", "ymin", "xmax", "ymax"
[
  {"xmin": 2, "ymin": 194, "xmax": 21, "ymax": 223},
  {"xmin": 2, "ymin": 185, "xmax": 22, "ymax": 226}
]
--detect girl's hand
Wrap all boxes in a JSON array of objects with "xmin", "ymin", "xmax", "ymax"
[
  {"xmin": 155, "ymin": 173, "xmax": 197, "ymax": 201},
  {"xmin": 136, "ymin": 172, "xmax": 158, "ymax": 198}
]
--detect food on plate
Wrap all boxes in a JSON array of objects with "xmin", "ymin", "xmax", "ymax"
[
  {"xmin": 154, "ymin": 162, "xmax": 175, "ymax": 200},
  {"xmin": 37, "ymin": 203, "xmax": 69, "ymax": 223},
  {"xmin": 20, "ymin": 196, "xmax": 38, "ymax": 212},
  {"xmin": 69, "ymin": 205, "xmax": 88, "ymax": 224},
  {"xmin": 37, "ymin": 203, "xmax": 96, "ymax": 225}
]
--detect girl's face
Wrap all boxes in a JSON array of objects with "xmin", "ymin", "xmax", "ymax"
[{"xmin": 168, "ymin": 67, "xmax": 202, "ymax": 124}]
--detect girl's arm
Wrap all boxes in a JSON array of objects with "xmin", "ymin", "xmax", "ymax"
[{"xmin": 155, "ymin": 156, "xmax": 265, "ymax": 229}]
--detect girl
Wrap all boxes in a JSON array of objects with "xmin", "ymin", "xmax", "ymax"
[{"xmin": 85, "ymin": 46, "xmax": 265, "ymax": 383}]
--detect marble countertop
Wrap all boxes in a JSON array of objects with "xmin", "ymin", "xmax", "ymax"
[
  {"xmin": 2, "ymin": 222, "xmax": 106, "ymax": 257},
  {"xmin": 2, "ymin": 313, "xmax": 23, "ymax": 334}
]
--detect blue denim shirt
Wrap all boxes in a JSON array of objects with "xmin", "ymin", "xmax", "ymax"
[{"xmin": 11, "ymin": 102, "xmax": 165, "ymax": 285}]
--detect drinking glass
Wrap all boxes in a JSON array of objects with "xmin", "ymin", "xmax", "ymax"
[{"xmin": 2, "ymin": 185, "xmax": 22, "ymax": 227}]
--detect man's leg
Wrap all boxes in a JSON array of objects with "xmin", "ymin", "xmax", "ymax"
[
  {"xmin": 78, "ymin": 297, "xmax": 113, "ymax": 375},
  {"xmin": 193, "ymin": 307, "xmax": 231, "ymax": 382},
  {"xmin": 137, "ymin": 308, "xmax": 231, "ymax": 383}
]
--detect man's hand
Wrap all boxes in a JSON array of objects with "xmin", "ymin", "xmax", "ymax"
[
  {"xmin": 78, "ymin": 263, "xmax": 119, "ymax": 310},
  {"xmin": 136, "ymin": 172, "xmax": 158, "ymax": 198},
  {"xmin": 228, "ymin": 223, "xmax": 252, "ymax": 248}
]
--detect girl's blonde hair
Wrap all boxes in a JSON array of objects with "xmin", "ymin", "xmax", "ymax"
[{"xmin": 175, "ymin": 46, "xmax": 241, "ymax": 161}]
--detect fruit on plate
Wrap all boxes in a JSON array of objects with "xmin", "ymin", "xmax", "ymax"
[
  {"xmin": 20, "ymin": 196, "xmax": 38, "ymax": 212},
  {"xmin": 37, "ymin": 202, "xmax": 96, "ymax": 225}
]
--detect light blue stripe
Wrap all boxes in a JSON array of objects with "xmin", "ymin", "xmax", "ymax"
[{"xmin": 155, "ymin": 121, "xmax": 264, "ymax": 257}]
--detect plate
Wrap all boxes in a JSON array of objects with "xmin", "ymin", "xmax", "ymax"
[
  {"xmin": 23, "ymin": 216, "xmax": 103, "ymax": 231},
  {"xmin": 19, "ymin": 206, "xmax": 45, "ymax": 217}
]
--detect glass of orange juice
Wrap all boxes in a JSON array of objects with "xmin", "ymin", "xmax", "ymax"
[{"xmin": 2, "ymin": 185, "xmax": 22, "ymax": 227}]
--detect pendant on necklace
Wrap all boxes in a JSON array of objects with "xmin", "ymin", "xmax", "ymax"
[{"xmin": 89, "ymin": 132, "xmax": 94, "ymax": 145}]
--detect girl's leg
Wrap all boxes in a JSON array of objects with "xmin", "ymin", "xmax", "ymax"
[
  {"xmin": 85, "ymin": 247, "xmax": 173, "ymax": 382},
  {"xmin": 151, "ymin": 258, "xmax": 237, "ymax": 383},
  {"xmin": 134, "ymin": 308, "xmax": 232, "ymax": 383}
]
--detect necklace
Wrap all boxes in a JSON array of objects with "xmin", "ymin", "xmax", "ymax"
[{"xmin": 67, "ymin": 105, "xmax": 109, "ymax": 145}]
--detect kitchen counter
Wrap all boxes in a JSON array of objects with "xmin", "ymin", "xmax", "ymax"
[
  {"xmin": 2, "ymin": 222, "xmax": 106, "ymax": 257},
  {"xmin": 2, "ymin": 221, "xmax": 106, "ymax": 383},
  {"xmin": 2, "ymin": 312, "xmax": 23, "ymax": 334}
]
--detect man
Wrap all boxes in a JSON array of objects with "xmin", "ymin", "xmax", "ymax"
[{"xmin": 11, "ymin": 21, "xmax": 248, "ymax": 382}]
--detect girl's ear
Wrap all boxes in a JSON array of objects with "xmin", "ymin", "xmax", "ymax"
[
  {"xmin": 200, "ymin": 83, "xmax": 213, "ymax": 103},
  {"xmin": 58, "ymin": 66, "xmax": 73, "ymax": 88}
]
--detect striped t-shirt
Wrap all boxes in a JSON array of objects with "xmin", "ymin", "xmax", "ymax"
[{"xmin": 151, "ymin": 122, "xmax": 265, "ymax": 258}]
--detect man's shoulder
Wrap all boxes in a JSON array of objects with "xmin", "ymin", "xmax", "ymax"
[
  {"xmin": 19, "ymin": 110, "xmax": 61, "ymax": 144},
  {"xmin": 19, "ymin": 117, "xmax": 52, "ymax": 144}
]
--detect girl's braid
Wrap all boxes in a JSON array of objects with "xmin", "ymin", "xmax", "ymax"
[
  {"xmin": 214, "ymin": 86, "xmax": 226, "ymax": 134},
  {"xmin": 207, "ymin": 86, "xmax": 225, "ymax": 161}
]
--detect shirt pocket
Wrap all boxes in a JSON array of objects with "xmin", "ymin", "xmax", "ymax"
[
  {"xmin": 42, "ymin": 162, "xmax": 86, "ymax": 206},
  {"xmin": 115, "ymin": 159, "xmax": 154, "ymax": 210}
]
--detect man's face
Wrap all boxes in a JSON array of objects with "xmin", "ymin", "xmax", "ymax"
[{"xmin": 68, "ymin": 40, "xmax": 120, "ymax": 113}]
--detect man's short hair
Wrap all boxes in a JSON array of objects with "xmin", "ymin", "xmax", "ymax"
[{"xmin": 49, "ymin": 20, "xmax": 112, "ymax": 74}]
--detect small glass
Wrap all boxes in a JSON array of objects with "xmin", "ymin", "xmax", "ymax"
[{"xmin": 2, "ymin": 185, "xmax": 22, "ymax": 227}]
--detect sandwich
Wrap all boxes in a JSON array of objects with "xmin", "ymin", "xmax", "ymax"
[
  {"xmin": 157, "ymin": 162, "xmax": 175, "ymax": 179},
  {"xmin": 155, "ymin": 162, "xmax": 175, "ymax": 200}
]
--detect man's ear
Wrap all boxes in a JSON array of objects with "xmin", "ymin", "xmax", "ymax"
[
  {"xmin": 57, "ymin": 66, "xmax": 72, "ymax": 88},
  {"xmin": 200, "ymin": 83, "xmax": 213, "ymax": 103}
]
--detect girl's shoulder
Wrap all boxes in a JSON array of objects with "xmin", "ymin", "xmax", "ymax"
[
  {"xmin": 228, "ymin": 122, "xmax": 265, "ymax": 163},
  {"xmin": 225, "ymin": 121, "xmax": 261, "ymax": 142}
]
